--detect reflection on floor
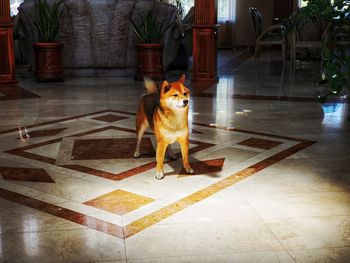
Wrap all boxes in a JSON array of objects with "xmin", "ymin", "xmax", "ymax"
[
  {"xmin": 0, "ymin": 50, "xmax": 349, "ymax": 262},
  {"xmin": 0, "ymin": 85, "xmax": 39, "ymax": 101}
]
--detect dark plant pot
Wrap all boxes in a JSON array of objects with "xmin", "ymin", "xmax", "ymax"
[
  {"xmin": 136, "ymin": 44, "xmax": 164, "ymax": 81},
  {"xmin": 33, "ymin": 42, "xmax": 63, "ymax": 82}
]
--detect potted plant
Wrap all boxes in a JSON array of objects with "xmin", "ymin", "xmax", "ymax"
[
  {"xmin": 32, "ymin": 0, "xmax": 64, "ymax": 82},
  {"xmin": 296, "ymin": 0, "xmax": 350, "ymax": 101},
  {"xmin": 131, "ymin": 10, "xmax": 172, "ymax": 80}
]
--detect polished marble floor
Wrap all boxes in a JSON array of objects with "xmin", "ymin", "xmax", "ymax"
[{"xmin": 0, "ymin": 50, "xmax": 350, "ymax": 262}]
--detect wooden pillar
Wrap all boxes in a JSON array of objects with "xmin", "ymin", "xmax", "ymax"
[
  {"xmin": 192, "ymin": 0, "xmax": 218, "ymax": 83},
  {"xmin": 0, "ymin": 0, "xmax": 17, "ymax": 84}
]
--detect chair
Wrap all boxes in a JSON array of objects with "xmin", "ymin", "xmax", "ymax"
[
  {"xmin": 332, "ymin": 25, "xmax": 350, "ymax": 47},
  {"xmin": 289, "ymin": 13, "xmax": 325, "ymax": 65},
  {"xmin": 249, "ymin": 7, "xmax": 286, "ymax": 63},
  {"xmin": 289, "ymin": 12, "xmax": 350, "ymax": 65}
]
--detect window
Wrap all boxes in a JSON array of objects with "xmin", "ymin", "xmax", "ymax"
[
  {"xmin": 299, "ymin": 0, "xmax": 337, "ymax": 8},
  {"xmin": 218, "ymin": 0, "xmax": 236, "ymax": 22},
  {"xmin": 299, "ymin": 0, "xmax": 308, "ymax": 8},
  {"xmin": 167, "ymin": 0, "xmax": 194, "ymax": 16},
  {"xmin": 181, "ymin": 0, "xmax": 195, "ymax": 15},
  {"xmin": 175, "ymin": 0, "xmax": 236, "ymax": 21},
  {"xmin": 10, "ymin": 0, "xmax": 23, "ymax": 16}
]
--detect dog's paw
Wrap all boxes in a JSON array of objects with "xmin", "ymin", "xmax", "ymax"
[
  {"xmin": 185, "ymin": 167, "xmax": 195, "ymax": 174},
  {"xmin": 134, "ymin": 152, "xmax": 140, "ymax": 158},
  {"xmin": 155, "ymin": 172, "xmax": 165, "ymax": 180}
]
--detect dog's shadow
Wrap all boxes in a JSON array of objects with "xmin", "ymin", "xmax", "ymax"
[{"xmin": 164, "ymin": 154, "xmax": 225, "ymax": 179}]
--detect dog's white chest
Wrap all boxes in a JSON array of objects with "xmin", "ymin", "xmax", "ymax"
[{"xmin": 160, "ymin": 129, "xmax": 187, "ymax": 143}]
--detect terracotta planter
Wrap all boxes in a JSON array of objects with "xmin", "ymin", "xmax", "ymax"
[
  {"xmin": 136, "ymin": 43, "xmax": 164, "ymax": 80},
  {"xmin": 33, "ymin": 42, "xmax": 63, "ymax": 82}
]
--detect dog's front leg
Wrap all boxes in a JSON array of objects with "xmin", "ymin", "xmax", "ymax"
[
  {"xmin": 178, "ymin": 137, "xmax": 194, "ymax": 174},
  {"xmin": 155, "ymin": 141, "xmax": 167, "ymax": 180}
]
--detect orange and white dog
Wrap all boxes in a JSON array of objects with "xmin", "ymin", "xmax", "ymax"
[{"xmin": 134, "ymin": 75, "xmax": 194, "ymax": 180}]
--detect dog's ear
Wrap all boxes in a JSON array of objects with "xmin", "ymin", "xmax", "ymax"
[
  {"xmin": 161, "ymin": 80, "xmax": 171, "ymax": 93},
  {"xmin": 178, "ymin": 74, "xmax": 185, "ymax": 84}
]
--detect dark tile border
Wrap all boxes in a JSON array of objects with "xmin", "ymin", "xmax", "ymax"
[{"xmin": 0, "ymin": 85, "xmax": 40, "ymax": 101}]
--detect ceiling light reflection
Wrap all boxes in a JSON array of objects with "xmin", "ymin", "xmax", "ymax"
[
  {"xmin": 23, "ymin": 216, "xmax": 39, "ymax": 257},
  {"xmin": 215, "ymin": 77, "xmax": 234, "ymax": 127}
]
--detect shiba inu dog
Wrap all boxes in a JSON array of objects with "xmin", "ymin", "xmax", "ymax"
[{"xmin": 134, "ymin": 75, "xmax": 194, "ymax": 180}]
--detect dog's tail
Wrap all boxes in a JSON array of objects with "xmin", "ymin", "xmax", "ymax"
[{"xmin": 144, "ymin": 77, "xmax": 158, "ymax": 94}]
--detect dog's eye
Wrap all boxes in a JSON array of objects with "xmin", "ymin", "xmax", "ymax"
[
  {"xmin": 173, "ymin": 94, "xmax": 178, "ymax": 97},
  {"xmin": 184, "ymin": 92, "xmax": 187, "ymax": 96}
]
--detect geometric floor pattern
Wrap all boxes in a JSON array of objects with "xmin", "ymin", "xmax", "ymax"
[
  {"xmin": 0, "ymin": 109, "xmax": 315, "ymax": 239},
  {"xmin": 71, "ymin": 137, "xmax": 156, "ymax": 160},
  {"xmin": 84, "ymin": 189, "xmax": 155, "ymax": 215},
  {"xmin": 0, "ymin": 85, "xmax": 40, "ymax": 101},
  {"xmin": 178, "ymin": 158, "xmax": 225, "ymax": 177},
  {"xmin": 91, "ymin": 114, "xmax": 129, "ymax": 123},
  {"xmin": 0, "ymin": 167, "xmax": 55, "ymax": 183},
  {"xmin": 16, "ymin": 127, "xmax": 67, "ymax": 140},
  {"xmin": 237, "ymin": 137, "xmax": 283, "ymax": 150}
]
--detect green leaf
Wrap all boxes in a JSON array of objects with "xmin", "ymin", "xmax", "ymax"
[
  {"xmin": 32, "ymin": 0, "xmax": 63, "ymax": 42},
  {"xmin": 130, "ymin": 9, "xmax": 172, "ymax": 43}
]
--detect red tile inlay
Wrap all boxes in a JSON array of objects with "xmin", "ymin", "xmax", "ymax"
[
  {"xmin": 0, "ymin": 110, "xmax": 110, "ymax": 135},
  {"xmin": 0, "ymin": 109, "xmax": 317, "ymax": 239},
  {"xmin": 61, "ymin": 162, "xmax": 157, "ymax": 181},
  {"xmin": 0, "ymin": 109, "xmax": 316, "ymax": 144},
  {"xmin": 178, "ymin": 158, "xmax": 225, "ymax": 176},
  {"xmin": 91, "ymin": 114, "xmax": 128, "ymax": 123},
  {"xmin": 6, "ymin": 122, "xmax": 214, "ymax": 181},
  {"xmin": 0, "ymin": 85, "xmax": 40, "ymax": 101},
  {"xmin": 237, "ymin": 138, "xmax": 283, "ymax": 150},
  {"xmin": 2, "ymin": 109, "xmax": 314, "ymax": 187},
  {"xmin": 68, "ymin": 126, "xmax": 152, "ymax": 138},
  {"xmin": 0, "ymin": 140, "xmax": 315, "ymax": 240},
  {"xmin": 0, "ymin": 167, "xmax": 55, "ymax": 183},
  {"xmin": 6, "ymin": 138, "xmax": 62, "ymax": 165},
  {"xmin": 71, "ymin": 138, "xmax": 155, "ymax": 160},
  {"xmin": 0, "ymin": 188, "xmax": 124, "ymax": 238},
  {"xmin": 249, "ymin": 141, "xmax": 315, "ymax": 173},
  {"xmin": 123, "ymin": 140, "xmax": 316, "ymax": 238},
  {"xmin": 17, "ymin": 128, "xmax": 67, "ymax": 139},
  {"xmin": 63, "ymin": 141, "xmax": 213, "ymax": 180}
]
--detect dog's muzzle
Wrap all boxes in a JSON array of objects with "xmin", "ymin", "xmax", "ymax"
[{"xmin": 183, "ymin": 99, "xmax": 189, "ymax": 107}]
